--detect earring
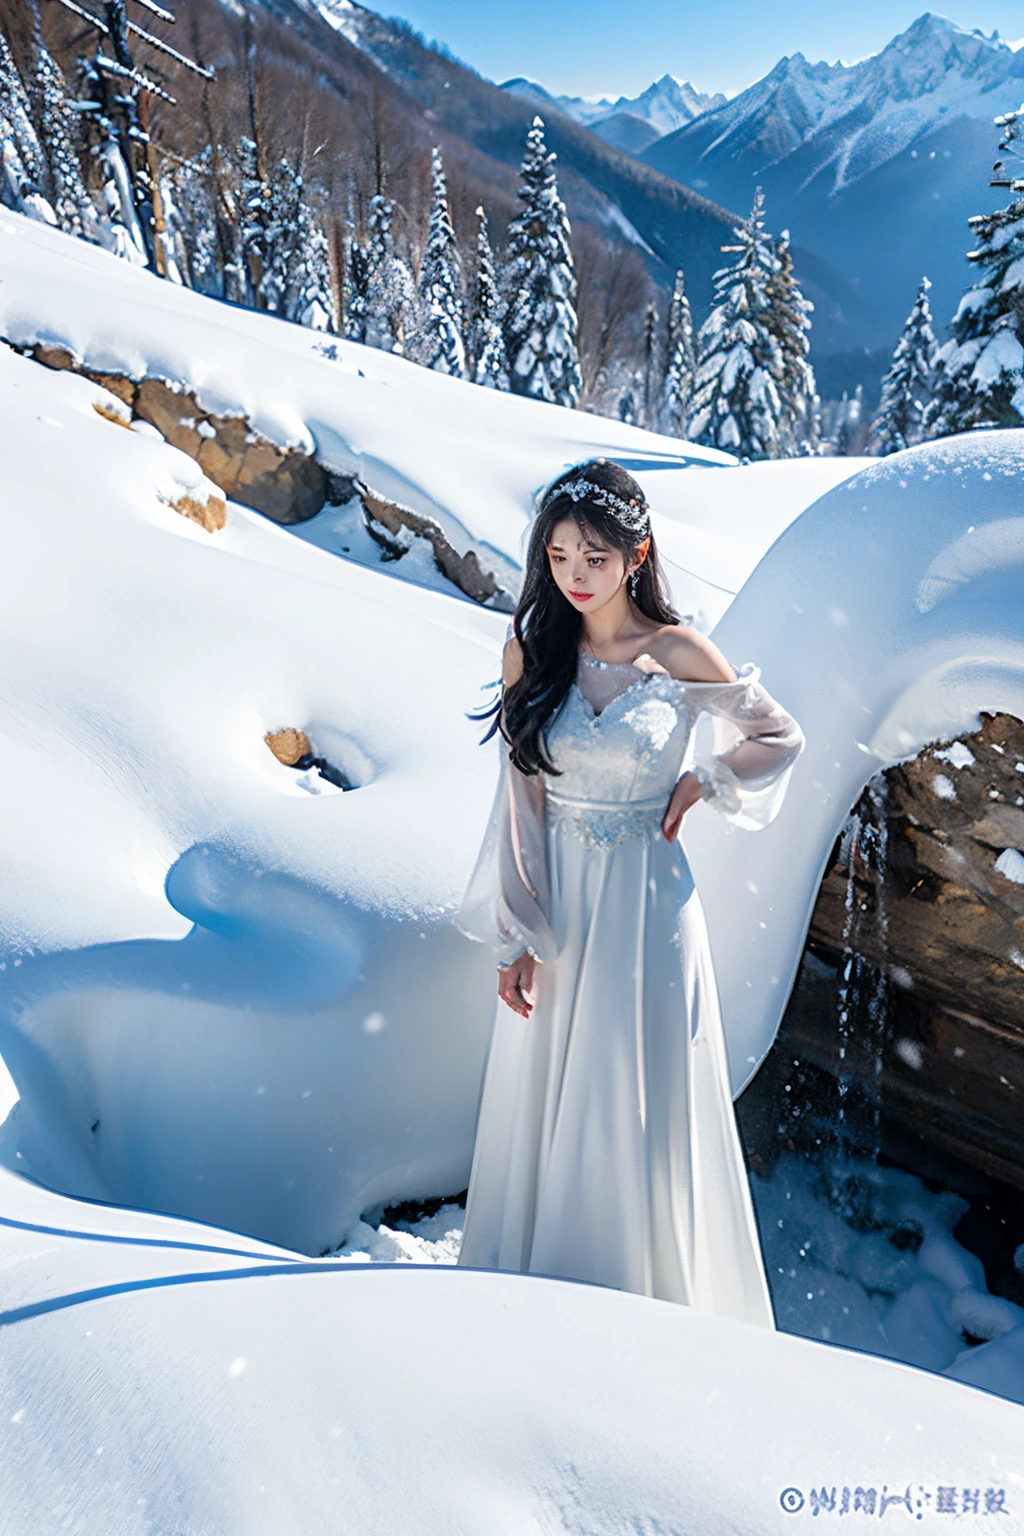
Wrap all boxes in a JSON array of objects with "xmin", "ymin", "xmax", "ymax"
[{"xmin": 629, "ymin": 569, "xmax": 639, "ymax": 598}]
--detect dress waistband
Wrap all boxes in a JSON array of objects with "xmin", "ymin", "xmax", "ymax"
[
  {"xmin": 546, "ymin": 791, "xmax": 667, "ymax": 812},
  {"xmin": 545, "ymin": 790, "xmax": 667, "ymax": 850}
]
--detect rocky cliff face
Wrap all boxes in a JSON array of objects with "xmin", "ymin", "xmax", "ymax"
[{"xmin": 747, "ymin": 712, "xmax": 1024, "ymax": 1198}]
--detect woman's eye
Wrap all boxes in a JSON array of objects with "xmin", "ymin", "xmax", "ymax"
[{"xmin": 587, "ymin": 557, "xmax": 605, "ymax": 567}]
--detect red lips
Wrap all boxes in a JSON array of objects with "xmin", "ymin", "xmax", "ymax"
[{"xmin": 568, "ymin": 591, "xmax": 593, "ymax": 601}]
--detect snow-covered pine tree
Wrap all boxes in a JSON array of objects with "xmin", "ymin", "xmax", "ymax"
[
  {"xmin": 829, "ymin": 386, "xmax": 864, "ymax": 456},
  {"xmin": 926, "ymin": 107, "xmax": 1024, "ymax": 436},
  {"xmin": 641, "ymin": 301, "xmax": 660, "ymax": 429},
  {"xmin": 289, "ymin": 201, "xmax": 336, "ymax": 331},
  {"xmin": 687, "ymin": 187, "xmax": 783, "ymax": 459},
  {"xmin": 414, "ymin": 146, "xmax": 466, "ymax": 376},
  {"xmin": 468, "ymin": 206, "xmax": 509, "ymax": 390},
  {"xmin": 29, "ymin": 32, "xmax": 90, "ymax": 237},
  {"xmin": 364, "ymin": 193, "xmax": 414, "ymax": 355},
  {"xmin": 259, "ymin": 157, "xmax": 303, "ymax": 315},
  {"xmin": 869, "ymin": 277, "xmax": 937, "ymax": 454},
  {"xmin": 659, "ymin": 269, "xmax": 695, "ymax": 437},
  {"xmin": 343, "ymin": 234, "xmax": 370, "ymax": 344},
  {"xmin": 0, "ymin": 28, "xmax": 54, "ymax": 224},
  {"xmin": 502, "ymin": 116, "xmax": 581, "ymax": 409},
  {"xmin": 165, "ymin": 149, "xmax": 221, "ymax": 296},
  {"xmin": 767, "ymin": 230, "xmax": 820, "ymax": 454},
  {"xmin": 236, "ymin": 137, "xmax": 273, "ymax": 307}
]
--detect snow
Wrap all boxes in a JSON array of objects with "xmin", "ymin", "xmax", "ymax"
[
  {"xmin": 933, "ymin": 773, "xmax": 957, "ymax": 799},
  {"xmin": 681, "ymin": 430, "xmax": 1024, "ymax": 1099},
  {"xmin": 995, "ymin": 848, "xmax": 1024, "ymax": 884},
  {"xmin": 0, "ymin": 210, "xmax": 861, "ymax": 1259},
  {"xmin": 1, "ymin": 208, "xmax": 1024, "ymax": 1515},
  {"xmin": 934, "ymin": 740, "xmax": 975, "ymax": 768}
]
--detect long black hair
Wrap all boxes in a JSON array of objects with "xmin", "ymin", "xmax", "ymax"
[{"xmin": 475, "ymin": 459, "xmax": 678, "ymax": 777}]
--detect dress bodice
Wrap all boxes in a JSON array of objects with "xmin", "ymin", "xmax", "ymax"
[
  {"xmin": 456, "ymin": 648, "xmax": 806, "ymax": 967},
  {"xmin": 545, "ymin": 656, "xmax": 696, "ymax": 808}
]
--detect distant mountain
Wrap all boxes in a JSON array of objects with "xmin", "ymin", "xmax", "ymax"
[
  {"xmin": 643, "ymin": 14, "xmax": 1024, "ymax": 350},
  {"xmin": 501, "ymin": 73, "xmax": 726, "ymax": 154}
]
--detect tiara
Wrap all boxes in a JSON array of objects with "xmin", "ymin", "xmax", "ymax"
[{"xmin": 553, "ymin": 477, "xmax": 651, "ymax": 535}]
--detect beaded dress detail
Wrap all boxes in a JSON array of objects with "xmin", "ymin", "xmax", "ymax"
[{"xmin": 456, "ymin": 647, "xmax": 804, "ymax": 1325}]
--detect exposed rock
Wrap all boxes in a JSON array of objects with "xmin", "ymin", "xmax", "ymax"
[
  {"xmin": 133, "ymin": 379, "xmax": 328, "ymax": 525},
  {"xmin": 265, "ymin": 729, "xmax": 311, "ymax": 766},
  {"xmin": 20, "ymin": 342, "xmax": 514, "ymax": 606},
  {"xmin": 163, "ymin": 489, "xmax": 226, "ymax": 534},
  {"xmin": 783, "ymin": 711, "xmax": 1024, "ymax": 1196},
  {"xmin": 360, "ymin": 484, "xmax": 515, "ymax": 609},
  {"xmin": 92, "ymin": 402, "xmax": 131, "ymax": 430}
]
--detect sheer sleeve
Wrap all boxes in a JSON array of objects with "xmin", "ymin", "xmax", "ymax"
[
  {"xmin": 682, "ymin": 661, "xmax": 805, "ymax": 831},
  {"xmin": 456, "ymin": 736, "xmax": 557, "ymax": 968}
]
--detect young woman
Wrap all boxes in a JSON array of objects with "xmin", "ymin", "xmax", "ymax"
[{"xmin": 456, "ymin": 459, "xmax": 805, "ymax": 1328}]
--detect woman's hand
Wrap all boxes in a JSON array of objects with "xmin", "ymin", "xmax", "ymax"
[
  {"xmin": 498, "ymin": 952, "xmax": 537, "ymax": 1018},
  {"xmin": 662, "ymin": 771, "xmax": 703, "ymax": 842}
]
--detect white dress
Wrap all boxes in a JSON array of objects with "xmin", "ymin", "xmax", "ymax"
[{"xmin": 456, "ymin": 650, "xmax": 805, "ymax": 1328}]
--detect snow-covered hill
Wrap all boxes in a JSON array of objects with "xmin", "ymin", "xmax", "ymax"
[{"xmin": 646, "ymin": 14, "xmax": 1024, "ymax": 350}]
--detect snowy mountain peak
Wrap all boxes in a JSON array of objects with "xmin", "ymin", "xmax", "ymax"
[{"xmin": 500, "ymin": 71, "xmax": 724, "ymax": 147}]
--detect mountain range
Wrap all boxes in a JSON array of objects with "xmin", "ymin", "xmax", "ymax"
[
  {"xmin": 501, "ymin": 75, "xmax": 726, "ymax": 155},
  {"xmin": 494, "ymin": 14, "xmax": 1024, "ymax": 354}
]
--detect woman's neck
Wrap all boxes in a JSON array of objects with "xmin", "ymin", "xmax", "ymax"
[{"xmin": 580, "ymin": 592, "xmax": 651, "ymax": 657}]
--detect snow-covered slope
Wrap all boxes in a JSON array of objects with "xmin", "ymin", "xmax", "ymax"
[
  {"xmin": 646, "ymin": 14, "xmax": 1024, "ymax": 350},
  {"xmin": 3, "ymin": 1254, "xmax": 1023, "ymax": 1534},
  {"xmin": 0, "ymin": 211, "xmax": 861, "ymax": 1256}
]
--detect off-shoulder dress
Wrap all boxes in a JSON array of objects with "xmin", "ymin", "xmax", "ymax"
[{"xmin": 456, "ymin": 647, "xmax": 805, "ymax": 1327}]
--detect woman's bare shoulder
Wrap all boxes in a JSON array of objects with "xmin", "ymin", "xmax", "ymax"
[
  {"xmin": 644, "ymin": 624, "xmax": 736, "ymax": 684},
  {"xmin": 502, "ymin": 634, "xmax": 524, "ymax": 686}
]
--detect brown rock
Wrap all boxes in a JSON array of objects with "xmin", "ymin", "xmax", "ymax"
[
  {"xmin": 265, "ymin": 729, "xmax": 311, "ymax": 766},
  {"xmin": 92, "ymin": 402, "xmax": 132, "ymax": 430},
  {"xmin": 164, "ymin": 491, "xmax": 226, "ymax": 534},
  {"xmin": 31, "ymin": 342, "xmax": 77, "ymax": 372},
  {"xmin": 87, "ymin": 372, "xmax": 137, "ymax": 407}
]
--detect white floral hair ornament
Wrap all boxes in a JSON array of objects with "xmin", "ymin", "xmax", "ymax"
[{"xmin": 547, "ymin": 467, "xmax": 651, "ymax": 537}]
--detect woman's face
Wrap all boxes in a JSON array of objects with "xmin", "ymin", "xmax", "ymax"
[{"xmin": 545, "ymin": 518, "xmax": 629, "ymax": 613}]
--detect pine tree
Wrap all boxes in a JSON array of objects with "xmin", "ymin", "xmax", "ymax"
[
  {"xmin": 259, "ymin": 157, "xmax": 303, "ymax": 315},
  {"xmin": 641, "ymin": 300, "xmax": 660, "ymax": 429},
  {"xmin": 829, "ymin": 386, "xmax": 864, "ymax": 456},
  {"xmin": 660, "ymin": 269, "xmax": 695, "ymax": 437},
  {"xmin": 290, "ymin": 202, "xmax": 336, "ymax": 331},
  {"xmin": 364, "ymin": 193, "xmax": 414, "ymax": 355},
  {"xmin": 343, "ymin": 234, "xmax": 370, "ymax": 344},
  {"xmin": 502, "ymin": 116, "xmax": 581, "ymax": 409},
  {"xmin": 165, "ymin": 149, "xmax": 221, "ymax": 296},
  {"xmin": 767, "ymin": 230, "xmax": 820, "ymax": 454},
  {"xmin": 926, "ymin": 109, "xmax": 1024, "ymax": 437},
  {"xmin": 30, "ymin": 33, "xmax": 90, "ymax": 237},
  {"xmin": 687, "ymin": 188, "xmax": 784, "ymax": 460},
  {"xmin": 468, "ymin": 206, "xmax": 509, "ymax": 390},
  {"xmin": 237, "ymin": 136, "xmax": 272, "ymax": 307},
  {"xmin": 414, "ymin": 146, "xmax": 466, "ymax": 376},
  {"xmin": 869, "ymin": 277, "xmax": 937, "ymax": 454},
  {"xmin": 0, "ymin": 28, "xmax": 54, "ymax": 223}
]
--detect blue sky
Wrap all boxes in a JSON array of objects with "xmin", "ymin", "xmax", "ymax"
[{"xmin": 364, "ymin": 1, "xmax": 1024, "ymax": 97}]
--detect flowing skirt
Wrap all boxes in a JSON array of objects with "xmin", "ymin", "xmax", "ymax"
[{"xmin": 456, "ymin": 818, "xmax": 777, "ymax": 1329}]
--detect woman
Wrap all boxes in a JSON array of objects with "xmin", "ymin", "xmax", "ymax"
[{"xmin": 456, "ymin": 459, "xmax": 804, "ymax": 1328}]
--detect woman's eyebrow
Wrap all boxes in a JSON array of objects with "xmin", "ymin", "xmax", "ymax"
[{"xmin": 547, "ymin": 541, "xmax": 609, "ymax": 553}]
